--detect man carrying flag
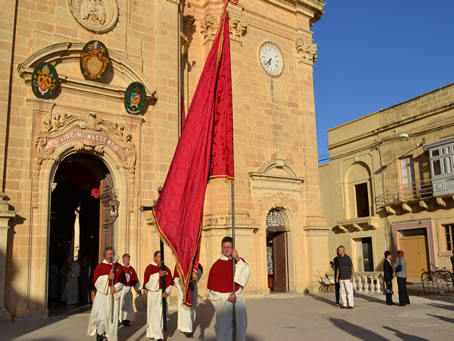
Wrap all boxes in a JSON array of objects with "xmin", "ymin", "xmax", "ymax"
[
  {"xmin": 208, "ymin": 237, "xmax": 250, "ymax": 341},
  {"xmin": 143, "ymin": 251, "xmax": 174, "ymax": 341},
  {"xmin": 87, "ymin": 247, "xmax": 125, "ymax": 341},
  {"xmin": 152, "ymin": 0, "xmax": 236, "ymax": 311}
]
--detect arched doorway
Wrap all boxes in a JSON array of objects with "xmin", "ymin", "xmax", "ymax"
[
  {"xmin": 48, "ymin": 153, "xmax": 114, "ymax": 309},
  {"xmin": 266, "ymin": 209, "xmax": 289, "ymax": 292}
]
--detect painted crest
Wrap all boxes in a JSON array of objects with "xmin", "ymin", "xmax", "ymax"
[
  {"xmin": 124, "ymin": 82, "xmax": 146, "ymax": 115},
  {"xmin": 68, "ymin": 0, "xmax": 119, "ymax": 33},
  {"xmin": 80, "ymin": 40, "xmax": 110, "ymax": 81},
  {"xmin": 31, "ymin": 62, "xmax": 60, "ymax": 99}
]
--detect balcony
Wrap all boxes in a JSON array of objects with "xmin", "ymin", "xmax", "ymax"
[{"xmin": 376, "ymin": 180, "xmax": 454, "ymax": 215}]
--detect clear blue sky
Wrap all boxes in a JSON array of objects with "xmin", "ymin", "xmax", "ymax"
[{"xmin": 312, "ymin": 1, "xmax": 454, "ymax": 162}]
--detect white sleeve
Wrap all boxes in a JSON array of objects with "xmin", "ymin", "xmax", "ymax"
[
  {"xmin": 209, "ymin": 290, "xmax": 230, "ymax": 314},
  {"xmin": 165, "ymin": 285, "xmax": 173, "ymax": 296},
  {"xmin": 234, "ymin": 260, "xmax": 250, "ymax": 288},
  {"xmin": 145, "ymin": 273, "xmax": 160, "ymax": 292},
  {"xmin": 95, "ymin": 274, "xmax": 109, "ymax": 295}
]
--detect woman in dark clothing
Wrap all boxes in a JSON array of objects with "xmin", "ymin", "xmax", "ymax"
[
  {"xmin": 383, "ymin": 251, "xmax": 394, "ymax": 305},
  {"xmin": 393, "ymin": 250, "xmax": 410, "ymax": 306}
]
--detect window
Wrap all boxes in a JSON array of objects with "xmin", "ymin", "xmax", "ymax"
[
  {"xmin": 361, "ymin": 237, "xmax": 374, "ymax": 272},
  {"xmin": 400, "ymin": 157, "xmax": 415, "ymax": 187},
  {"xmin": 444, "ymin": 224, "xmax": 454, "ymax": 251},
  {"xmin": 355, "ymin": 183, "xmax": 370, "ymax": 217},
  {"xmin": 429, "ymin": 143, "xmax": 454, "ymax": 178}
]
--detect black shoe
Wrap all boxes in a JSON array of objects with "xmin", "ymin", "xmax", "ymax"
[
  {"xmin": 347, "ymin": 306, "xmax": 354, "ymax": 309},
  {"xmin": 96, "ymin": 334, "xmax": 103, "ymax": 341},
  {"xmin": 183, "ymin": 332, "xmax": 194, "ymax": 337},
  {"xmin": 399, "ymin": 304, "xmax": 407, "ymax": 307},
  {"xmin": 121, "ymin": 320, "xmax": 130, "ymax": 327}
]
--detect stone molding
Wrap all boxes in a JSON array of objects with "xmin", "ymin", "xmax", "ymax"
[
  {"xmin": 17, "ymin": 42, "xmax": 157, "ymax": 102},
  {"xmin": 68, "ymin": 0, "xmax": 119, "ymax": 34},
  {"xmin": 295, "ymin": 37, "xmax": 317, "ymax": 65},
  {"xmin": 258, "ymin": 192, "xmax": 298, "ymax": 215},
  {"xmin": 33, "ymin": 112, "xmax": 136, "ymax": 211}
]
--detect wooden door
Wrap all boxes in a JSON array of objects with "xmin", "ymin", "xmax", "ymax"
[
  {"xmin": 272, "ymin": 231, "xmax": 288, "ymax": 292},
  {"xmin": 399, "ymin": 234, "xmax": 429, "ymax": 280},
  {"xmin": 98, "ymin": 173, "xmax": 113, "ymax": 262}
]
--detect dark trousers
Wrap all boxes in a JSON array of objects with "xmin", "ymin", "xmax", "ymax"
[
  {"xmin": 397, "ymin": 277, "xmax": 410, "ymax": 305},
  {"xmin": 335, "ymin": 282, "xmax": 340, "ymax": 304},
  {"xmin": 385, "ymin": 281, "xmax": 393, "ymax": 305}
]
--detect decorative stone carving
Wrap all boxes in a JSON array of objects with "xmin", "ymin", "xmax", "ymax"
[
  {"xmin": 33, "ymin": 112, "xmax": 136, "ymax": 211},
  {"xmin": 68, "ymin": 0, "xmax": 119, "ymax": 34},
  {"xmin": 259, "ymin": 192, "xmax": 298, "ymax": 215},
  {"xmin": 200, "ymin": 12, "xmax": 248, "ymax": 43},
  {"xmin": 295, "ymin": 37, "xmax": 317, "ymax": 65}
]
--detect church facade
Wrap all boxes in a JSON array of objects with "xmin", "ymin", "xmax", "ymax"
[{"xmin": 0, "ymin": 0, "xmax": 327, "ymax": 320}]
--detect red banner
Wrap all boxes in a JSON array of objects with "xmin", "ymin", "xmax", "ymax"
[{"xmin": 152, "ymin": 8, "xmax": 234, "ymax": 305}]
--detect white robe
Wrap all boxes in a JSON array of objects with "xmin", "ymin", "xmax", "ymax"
[
  {"xmin": 209, "ymin": 256, "xmax": 250, "ymax": 341},
  {"xmin": 119, "ymin": 275, "xmax": 140, "ymax": 322},
  {"xmin": 145, "ymin": 262, "xmax": 173, "ymax": 340},
  {"xmin": 87, "ymin": 261, "xmax": 124, "ymax": 341},
  {"xmin": 62, "ymin": 262, "xmax": 80, "ymax": 305},
  {"xmin": 174, "ymin": 268, "xmax": 203, "ymax": 333}
]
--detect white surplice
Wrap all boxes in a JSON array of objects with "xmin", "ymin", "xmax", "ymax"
[
  {"xmin": 119, "ymin": 280, "xmax": 140, "ymax": 322},
  {"xmin": 174, "ymin": 267, "xmax": 203, "ymax": 333},
  {"xmin": 209, "ymin": 256, "xmax": 250, "ymax": 341},
  {"xmin": 145, "ymin": 262, "xmax": 173, "ymax": 340},
  {"xmin": 62, "ymin": 261, "xmax": 80, "ymax": 305},
  {"xmin": 87, "ymin": 260, "xmax": 124, "ymax": 341}
]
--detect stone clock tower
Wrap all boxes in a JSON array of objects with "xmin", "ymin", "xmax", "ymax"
[{"xmin": 0, "ymin": 0, "xmax": 327, "ymax": 319}]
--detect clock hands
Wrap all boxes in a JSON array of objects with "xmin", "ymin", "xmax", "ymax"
[{"xmin": 264, "ymin": 58, "xmax": 272, "ymax": 67}]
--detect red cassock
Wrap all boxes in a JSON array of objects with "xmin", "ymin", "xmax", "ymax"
[
  {"xmin": 123, "ymin": 266, "xmax": 139, "ymax": 287},
  {"xmin": 93, "ymin": 262, "xmax": 125, "ymax": 286},
  {"xmin": 143, "ymin": 264, "xmax": 174, "ymax": 289},
  {"xmin": 207, "ymin": 259, "xmax": 245, "ymax": 293}
]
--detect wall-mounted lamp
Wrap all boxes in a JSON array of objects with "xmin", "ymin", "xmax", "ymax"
[{"xmin": 109, "ymin": 192, "xmax": 120, "ymax": 223}]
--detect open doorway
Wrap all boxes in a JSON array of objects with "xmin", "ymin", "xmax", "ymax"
[
  {"xmin": 266, "ymin": 209, "xmax": 289, "ymax": 292},
  {"xmin": 48, "ymin": 153, "xmax": 111, "ymax": 313}
]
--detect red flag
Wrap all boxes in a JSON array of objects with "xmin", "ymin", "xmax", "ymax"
[{"xmin": 152, "ymin": 6, "xmax": 234, "ymax": 306}]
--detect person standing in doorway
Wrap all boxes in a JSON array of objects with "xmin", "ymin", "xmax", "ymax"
[
  {"xmin": 330, "ymin": 247, "xmax": 341, "ymax": 307},
  {"xmin": 335, "ymin": 245, "xmax": 354, "ymax": 309},
  {"xmin": 393, "ymin": 250, "xmax": 410, "ymax": 306},
  {"xmin": 383, "ymin": 251, "xmax": 395, "ymax": 305}
]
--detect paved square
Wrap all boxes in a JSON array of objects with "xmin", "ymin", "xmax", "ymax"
[{"xmin": 1, "ymin": 293, "xmax": 453, "ymax": 341}]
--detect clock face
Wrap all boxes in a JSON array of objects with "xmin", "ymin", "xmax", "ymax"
[{"xmin": 259, "ymin": 42, "xmax": 284, "ymax": 77}]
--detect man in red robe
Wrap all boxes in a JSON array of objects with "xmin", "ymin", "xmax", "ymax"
[
  {"xmin": 87, "ymin": 247, "xmax": 126, "ymax": 341},
  {"xmin": 207, "ymin": 236, "xmax": 250, "ymax": 341},
  {"xmin": 143, "ymin": 251, "xmax": 174, "ymax": 341},
  {"xmin": 119, "ymin": 253, "xmax": 141, "ymax": 327}
]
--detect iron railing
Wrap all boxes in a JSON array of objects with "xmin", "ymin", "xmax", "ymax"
[{"xmin": 375, "ymin": 182, "xmax": 433, "ymax": 208}]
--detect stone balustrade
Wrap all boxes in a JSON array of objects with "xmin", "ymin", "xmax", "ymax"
[{"xmin": 353, "ymin": 272, "xmax": 385, "ymax": 295}]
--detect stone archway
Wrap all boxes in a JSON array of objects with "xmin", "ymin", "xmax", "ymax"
[{"xmin": 29, "ymin": 112, "xmax": 136, "ymax": 316}]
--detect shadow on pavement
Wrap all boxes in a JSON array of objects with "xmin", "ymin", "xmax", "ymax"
[
  {"xmin": 193, "ymin": 301, "xmax": 215, "ymax": 339},
  {"xmin": 427, "ymin": 313, "xmax": 454, "ymax": 324},
  {"xmin": 355, "ymin": 293, "xmax": 385, "ymax": 304},
  {"xmin": 426, "ymin": 303, "xmax": 454, "ymax": 311},
  {"xmin": 306, "ymin": 293, "xmax": 336, "ymax": 306},
  {"xmin": 383, "ymin": 326, "xmax": 429, "ymax": 341},
  {"xmin": 329, "ymin": 318, "xmax": 388, "ymax": 341}
]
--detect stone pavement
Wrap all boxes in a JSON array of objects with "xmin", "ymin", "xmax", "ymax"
[{"xmin": 1, "ymin": 292, "xmax": 453, "ymax": 341}]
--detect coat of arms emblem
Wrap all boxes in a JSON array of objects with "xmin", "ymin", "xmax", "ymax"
[
  {"xmin": 31, "ymin": 62, "xmax": 60, "ymax": 99},
  {"xmin": 124, "ymin": 82, "xmax": 146, "ymax": 115},
  {"xmin": 80, "ymin": 40, "xmax": 110, "ymax": 82}
]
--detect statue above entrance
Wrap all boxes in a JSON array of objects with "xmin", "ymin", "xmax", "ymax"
[{"xmin": 68, "ymin": 0, "xmax": 119, "ymax": 34}]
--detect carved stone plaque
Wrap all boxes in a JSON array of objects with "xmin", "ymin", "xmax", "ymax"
[{"xmin": 68, "ymin": 0, "xmax": 119, "ymax": 34}]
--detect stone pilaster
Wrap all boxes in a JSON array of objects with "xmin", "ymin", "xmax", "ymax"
[{"xmin": 0, "ymin": 193, "xmax": 15, "ymax": 321}]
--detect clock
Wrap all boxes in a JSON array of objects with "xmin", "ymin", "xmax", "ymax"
[{"xmin": 259, "ymin": 41, "xmax": 284, "ymax": 78}]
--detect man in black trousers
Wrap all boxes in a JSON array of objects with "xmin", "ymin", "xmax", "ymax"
[
  {"xmin": 330, "ymin": 248, "xmax": 341, "ymax": 307},
  {"xmin": 383, "ymin": 251, "xmax": 394, "ymax": 305}
]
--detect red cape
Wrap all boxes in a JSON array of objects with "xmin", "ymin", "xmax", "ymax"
[
  {"xmin": 143, "ymin": 264, "xmax": 174, "ymax": 290},
  {"xmin": 93, "ymin": 262, "xmax": 125, "ymax": 286},
  {"xmin": 123, "ymin": 265, "xmax": 139, "ymax": 287},
  {"xmin": 207, "ymin": 258, "xmax": 242, "ymax": 293}
]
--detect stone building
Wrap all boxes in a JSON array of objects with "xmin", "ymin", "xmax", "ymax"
[
  {"xmin": 0, "ymin": 0, "xmax": 328, "ymax": 320},
  {"xmin": 320, "ymin": 83, "xmax": 454, "ymax": 281}
]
